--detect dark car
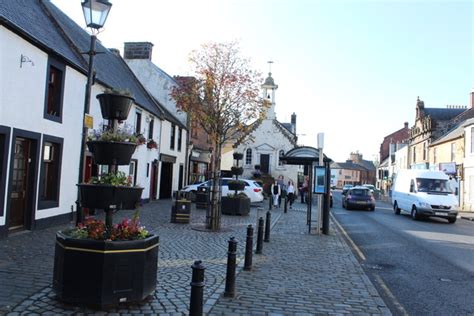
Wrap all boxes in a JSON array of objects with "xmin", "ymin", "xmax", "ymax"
[{"xmin": 342, "ymin": 186, "xmax": 375, "ymax": 211}]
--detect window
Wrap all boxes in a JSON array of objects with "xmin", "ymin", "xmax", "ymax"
[
  {"xmin": 148, "ymin": 118, "xmax": 154, "ymax": 140},
  {"xmin": 38, "ymin": 136, "xmax": 63, "ymax": 209},
  {"xmin": 44, "ymin": 58, "xmax": 65, "ymax": 122},
  {"xmin": 135, "ymin": 111, "xmax": 142, "ymax": 135},
  {"xmin": 412, "ymin": 147, "xmax": 416, "ymax": 163},
  {"xmin": 451, "ymin": 143, "xmax": 456, "ymax": 161},
  {"xmin": 433, "ymin": 147, "xmax": 437, "ymax": 164},
  {"xmin": 423, "ymin": 142, "xmax": 427, "ymax": 160},
  {"xmin": 278, "ymin": 150, "xmax": 284, "ymax": 166},
  {"xmin": 471, "ymin": 127, "xmax": 474, "ymax": 153},
  {"xmin": 170, "ymin": 124, "xmax": 176, "ymax": 150},
  {"xmin": 245, "ymin": 148, "xmax": 252, "ymax": 165},
  {"xmin": 178, "ymin": 128, "xmax": 182, "ymax": 151},
  {"xmin": 191, "ymin": 120, "xmax": 198, "ymax": 138}
]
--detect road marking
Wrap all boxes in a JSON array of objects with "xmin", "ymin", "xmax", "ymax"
[
  {"xmin": 331, "ymin": 213, "xmax": 366, "ymax": 261},
  {"xmin": 373, "ymin": 273, "xmax": 409, "ymax": 316}
]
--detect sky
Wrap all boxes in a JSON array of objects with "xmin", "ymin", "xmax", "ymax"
[{"xmin": 51, "ymin": 0, "xmax": 473, "ymax": 163}]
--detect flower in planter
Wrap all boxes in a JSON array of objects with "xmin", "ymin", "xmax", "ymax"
[
  {"xmin": 146, "ymin": 139, "xmax": 158, "ymax": 149},
  {"xmin": 89, "ymin": 171, "xmax": 132, "ymax": 186},
  {"xmin": 88, "ymin": 123, "xmax": 137, "ymax": 143},
  {"xmin": 64, "ymin": 210, "xmax": 148, "ymax": 241}
]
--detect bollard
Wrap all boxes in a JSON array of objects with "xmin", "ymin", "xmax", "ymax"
[
  {"xmin": 268, "ymin": 194, "xmax": 273, "ymax": 210},
  {"xmin": 243, "ymin": 225, "xmax": 254, "ymax": 271},
  {"xmin": 224, "ymin": 237, "xmax": 238, "ymax": 298},
  {"xmin": 264, "ymin": 211, "xmax": 271, "ymax": 242},
  {"xmin": 256, "ymin": 217, "xmax": 264, "ymax": 254},
  {"xmin": 190, "ymin": 260, "xmax": 206, "ymax": 316},
  {"xmin": 284, "ymin": 197, "xmax": 288, "ymax": 213}
]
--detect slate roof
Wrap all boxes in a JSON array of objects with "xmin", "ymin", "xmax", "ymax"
[
  {"xmin": 330, "ymin": 162, "xmax": 367, "ymax": 171},
  {"xmin": 1, "ymin": 0, "xmax": 166, "ymax": 119},
  {"xmin": 430, "ymin": 123, "xmax": 464, "ymax": 146},
  {"xmin": 233, "ymin": 119, "xmax": 297, "ymax": 148},
  {"xmin": 423, "ymin": 108, "xmax": 466, "ymax": 121}
]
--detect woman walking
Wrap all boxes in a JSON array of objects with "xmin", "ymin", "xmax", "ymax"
[
  {"xmin": 271, "ymin": 179, "xmax": 281, "ymax": 209},
  {"xmin": 287, "ymin": 180, "xmax": 295, "ymax": 209}
]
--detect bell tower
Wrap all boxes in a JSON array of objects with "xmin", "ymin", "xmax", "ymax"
[{"xmin": 261, "ymin": 61, "xmax": 278, "ymax": 119}]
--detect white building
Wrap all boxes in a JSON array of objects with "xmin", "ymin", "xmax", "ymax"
[{"xmin": 231, "ymin": 72, "xmax": 300, "ymax": 185}]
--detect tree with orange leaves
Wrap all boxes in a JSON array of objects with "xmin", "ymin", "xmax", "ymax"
[{"xmin": 172, "ymin": 41, "xmax": 268, "ymax": 231}]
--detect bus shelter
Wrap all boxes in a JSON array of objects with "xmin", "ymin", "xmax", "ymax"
[{"xmin": 279, "ymin": 146, "xmax": 332, "ymax": 234}]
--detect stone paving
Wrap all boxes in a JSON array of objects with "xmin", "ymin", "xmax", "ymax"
[{"xmin": 0, "ymin": 199, "xmax": 390, "ymax": 315}]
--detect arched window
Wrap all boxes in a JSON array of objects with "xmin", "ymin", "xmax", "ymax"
[
  {"xmin": 278, "ymin": 150, "xmax": 285, "ymax": 166},
  {"xmin": 245, "ymin": 148, "xmax": 252, "ymax": 165}
]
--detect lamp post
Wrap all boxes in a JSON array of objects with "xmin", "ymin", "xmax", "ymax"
[{"xmin": 76, "ymin": 0, "xmax": 112, "ymax": 225}]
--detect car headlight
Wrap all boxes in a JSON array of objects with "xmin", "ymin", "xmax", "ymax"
[{"xmin": 418, "ymin": 201, "xmax": 431, "ymax": 208}]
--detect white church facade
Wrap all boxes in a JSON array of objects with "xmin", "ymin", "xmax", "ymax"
[{"xmin": 232, "ymin": 71, "xmax": 301, "ymax": 184}]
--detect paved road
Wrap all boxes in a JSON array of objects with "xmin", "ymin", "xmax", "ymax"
[
  {"xmin": 1, "ymin": 198, "xmax": 390, "ymax": 315},
  {"xmin": 332, "ymin": 191, "xmax": 474, "ymax": 315}
]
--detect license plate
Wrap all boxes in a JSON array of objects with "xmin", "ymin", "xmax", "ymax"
[
  {"xmin": 356, "ymin": 201, "xmax": 366, "ymax": 204},
  {"xmin": 435, "ymin": 212, "xmax": 448, "ymax": 216}
]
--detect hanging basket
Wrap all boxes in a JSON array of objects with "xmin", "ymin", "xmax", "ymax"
[
  {"xmin": 78, "ymin": 184, "xmax": 143, "ymax": 210},
  {"xmin": 87, "ymin": 141, "xmax": 137, "ymax": 165},
  {"xmin": 231, "ymin": 166, "xmax": 243, "ymax": 176},
  {"xmin": 228, "ymin": 181, "xmax": 246, "ymax": 191},
  {"xmin": 97, "ymin": 93, "xmax": 135, "ymax": 120},
  {"xmin": 233, "ymin": 152, "xmax": 244, "ymax": 160}
]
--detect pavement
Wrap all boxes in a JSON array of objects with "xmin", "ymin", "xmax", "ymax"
[{"xmin": 0, "ymin": 198, "xmax": 392, "ymax": 315}]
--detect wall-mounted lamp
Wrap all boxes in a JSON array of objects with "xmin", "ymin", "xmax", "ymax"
[{"xmin": 20, "ymin": 54, "xmax": 34, "ymax": 68}]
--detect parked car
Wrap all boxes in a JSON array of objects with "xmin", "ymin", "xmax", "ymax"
[
  {"xmin": 342, "ymin": 186, "xmax": 375, "ymax": 211},
  {"xmin": 181, "ymin": 178, "xmax": 264, "ymax": 203},
  {"xmin": 342, "ymin": 184, "xmax": 353, "ymax": 195}
]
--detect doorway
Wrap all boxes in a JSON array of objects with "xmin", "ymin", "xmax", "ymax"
[
  {"xmin": 159, "ymin": 162, "xmax": 173, "ymax": 199},
  {"xmin": 9, "ymin": 137, "xmax": 36, "ymax": 231},
  {"xmin": 150, "ymin": 160, "xmax": 158, "ymax": 200},
  {"xmin": 260, "ymin": 154, "xmax": 270, "ymax": 174}
]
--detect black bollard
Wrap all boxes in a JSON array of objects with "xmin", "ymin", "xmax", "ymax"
[
  {"xmin": 224, "ymin": 237, "xmax": 237, "ymax": 298},
  {"xmin": 243, "ymin": 225, "xmax": 254, "ymax": 271},
  {"xmin": 256, "ymin": 217, "xmax": 264, "ymax": 254},
  {"xmin": 268, "ymin": 194, "xmax": 273, "ymax": 210},
  {"xmin": 190, "ymin": 260, "xmax": 205, "ymax": 316},
  {"xmin": 264, "ymin": 211, "xmax": 271, "ymax": 242},
  {"xmin": 284, "ymin": 197, "xmax": 288, "ymax": 213}
]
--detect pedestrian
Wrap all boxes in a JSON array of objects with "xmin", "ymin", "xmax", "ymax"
[
  {"xmin": 287, "ymin": 180, "xmax": 295, "ymax": 208},
  {"xmin": 277, "ymin": 175, "xmax": 285, "ymax": 207},
  {"xmin": 271, "ymin": 179, "xmax": 281, "ymax": 209}
]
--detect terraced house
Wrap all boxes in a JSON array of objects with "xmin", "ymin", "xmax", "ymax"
[{"xmin": 0, "ymin": 0, "xmax": 187, "ymax": 238}]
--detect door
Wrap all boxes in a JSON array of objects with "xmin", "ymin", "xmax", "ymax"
[
  {"xmin": 150, "ymin": 160, "xmax": 158, "ymax": 200},
  {"xmin": 159, "ymin": 162, "xmax": 173, "ymax": 199},
  {"xmin": 260, "ymin": 154, "xmax": 270, "ymax": 174},
  {"xmin": 9, "ymin": 138, "xmax": 31, "ymax": 230},
  {"xmin": 178, "ymin": 164, "xmax": 184, "ymax": 190}
]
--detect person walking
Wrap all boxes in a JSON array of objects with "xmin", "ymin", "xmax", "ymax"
[
  {"xmin": 287, "ymin": 180, "xmax": 295, "ymax": 209},
  {"xmin": 277, "ymin": 175, "xmax": 285, "ymax": 207},
  {"xmin": 271, "ymin": 179, "xmax": 281, "ymax": 209}
]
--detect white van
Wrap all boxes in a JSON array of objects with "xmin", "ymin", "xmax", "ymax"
[{"xmin": 391, "ymin": 170, "xmax": 458, "ymax": 223}]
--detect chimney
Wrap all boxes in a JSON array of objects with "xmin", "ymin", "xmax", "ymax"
[
  {"xmin": 404, "ymin": 122, "xmax": 408, "ymax": 129},
  {"xmin": 471, "ymin": 88, "xmax": 474, "ymax": 108},
  {"xmin": 109, "ymin": 48, "xmax": 121, "ymax": 57},
  {"xmin": 124, "ymin": 42, "xmax": 154, "ymax": 60},
  {"xmin": 291, "ymin": 112, "xmax": 296, "ymax": 134}
]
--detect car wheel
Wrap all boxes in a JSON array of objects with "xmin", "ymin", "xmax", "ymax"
[
  {"xmin": 411, "ymin": 206, "xmax": 421, "ymax": 220},
  {"xmin": 369, "ymin": 207, "xmax": 375, "ymax": 211},
  {"xmin": 448, "ymin": 217, "xmax": 457, "ymax": 224},
  {"xmin": 393, "ymin": 202, "xmax": 401, "ymax": 215}
]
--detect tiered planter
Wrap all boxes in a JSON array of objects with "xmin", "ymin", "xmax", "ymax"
[
  {"xmin": 222, "ymin": 153, "xmax": 250, "ymax": 216},
  {"xmin": 53, "ymin": 91, "xmax": 159, "ymax": 307}
]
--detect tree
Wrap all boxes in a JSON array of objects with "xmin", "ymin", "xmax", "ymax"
[{"xmin": 172, "ymin": 41, "xmax": 268, "ymax": 230}]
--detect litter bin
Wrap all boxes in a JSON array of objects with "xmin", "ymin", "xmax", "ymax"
[
  {"xmin": 195, "ymin": 186, "xmax": 210, "ymax": 209},
  {"xmin": 171, "ymin": 191, "xmax": 191, "ymax": 223}
]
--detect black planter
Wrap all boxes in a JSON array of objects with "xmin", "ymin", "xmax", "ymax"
[
  {"xmin": 228, "ymin": 181, "xmax": 246, "ymax": 191},
  {"xmin": 78, "ymin": 184, "xmax": 143, "ymax": 210},
  {"xmin": 53, "ymin": 232, "xmax": 159, "ymax": 307},
  {"xmin": 221, "ymin": 196, "xmax": 250, "ymax": 216},
  {"xmin": 97, "ymin": 93, "xmax": 135, "ymax": 120},
  {"xmin": 87, "ymin": 141, "xmax": 137, "ymax": 165},
  {"xmin": 233, "ymin": 153, "xmax": 244, "ymax": 160},
  {"xmin": 231, "ymin": 166, "xmax": 243, "ymax": 176}
]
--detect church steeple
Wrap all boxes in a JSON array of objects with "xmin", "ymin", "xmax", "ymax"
[{"xmin": 261, "ymin": 61, "xmax": 278, "ymax": 119}]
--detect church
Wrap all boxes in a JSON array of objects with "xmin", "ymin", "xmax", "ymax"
[{"xmin": 225, "ymin": 70, "xmax": 302, "ymax": 185}]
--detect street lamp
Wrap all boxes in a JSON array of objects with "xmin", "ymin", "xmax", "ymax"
[{"xmin": 76, "ymin": 0, "xmax": 112, "ymax": 225}]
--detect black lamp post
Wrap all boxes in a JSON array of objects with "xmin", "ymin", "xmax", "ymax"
[{"xmin": 76, "ymin": 0, "xmax": 112, "ymax": 225}]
